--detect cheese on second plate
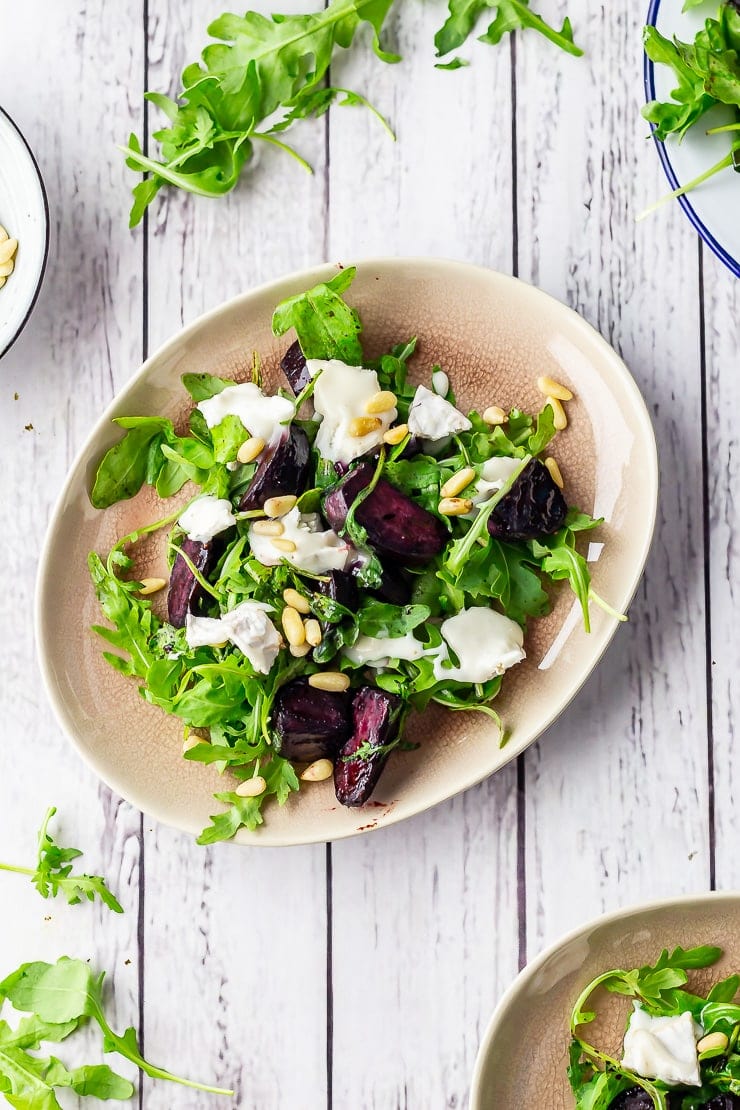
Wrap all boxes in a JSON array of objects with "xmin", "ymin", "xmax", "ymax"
[
  {"xmin": 344, "ymin": 632, "xmax": 432, "ymax": 667},
  {"xmin": 308, "ymin": 358, "xmax": 396, "ymax": 463},
  {"xmin": 622, "ymin": 1005, "xmax": 702, "ymax": 1087},
  {"xmin": 248, "ymin": 508, "xmax": 351, "ymax": 575},
  {"xmin": 198, "ymin": 382, "xmax": 294, "ymax": 442},
  {"xmin": 433, "ymin": 607, "xmax": 525, "ymax": 683},
  {"xmin": 185, "ymin": 601, "xmax": 281, "ymax": 675},
  {"xmin": 407, "ymin": 385, "xmax": 471, "ymax": 440},
  {"xmin": 178, "ymin": 496, "xmax": 236, "ymax": 543}
]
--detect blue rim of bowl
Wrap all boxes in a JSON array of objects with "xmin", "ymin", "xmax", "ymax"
[
  {"xmin": 644, "ymin": 0, "xmax": 740, "ymax": 279},
  {"xmin": 0, "ymin": 105, "xmax": 50, "ymax": 359}
]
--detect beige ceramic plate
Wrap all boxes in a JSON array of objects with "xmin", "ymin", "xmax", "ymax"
[
  {"xmin": 470, "ymin": 892, "xmax": 740, "ymax": 1108},
  {"xmin": 36, "ymin": 258, "xmax": 658, "ymax": 846}
]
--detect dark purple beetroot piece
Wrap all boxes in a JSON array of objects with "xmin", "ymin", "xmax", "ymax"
[
  {"xmin": 702, "ymin": 1098, "xmax": 740, "ymax": 1109},
  {"xmin": 608, "ymin": 1092, "xmax": 668, "ymax": 1110},
  {"xmin": 272, "ymin": 678, "xmax": 352, "ymax": 762},
  {"xmin": 167, "ymin": 538, "xmax": 222, "ymax": 628},
  {"xmin": 322, "ymin": 463, "xmax": 446, "ymax": 565},
  {"xmin": 315, "ymin": 569, "xmax": 358, "ymax": 613},
  {"xmin": 486, "ymin": 458, "xmax": 568, "ymax": 542},
  {"xmin": 369, "ymin": 565, "xmax": 412, "ymax": 606},
  {"xmin": 239, "ymin": 426, "xmax": 310, "ymax": 512},
  {"xmin": 280, "ymin": 340, "xmax": 311, "ymax": 395},
  {"xmin": 334, "ymin": 686, "xmax": 403, "ymax": 807}
]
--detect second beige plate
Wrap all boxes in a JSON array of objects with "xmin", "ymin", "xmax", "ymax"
[
  {"xmin": 470, "ymin": 892, "xmax": 740, "ymax": 1108},
  {"xmin": 36, "ymin": 258, "xmax": 658, "ymax": 845}
]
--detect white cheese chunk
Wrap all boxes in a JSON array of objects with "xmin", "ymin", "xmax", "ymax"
[
  {"xmin": 185, "ymin": 614, "xmax": 229, "ymax": 649},
  {"xmin": 622, "ymin": 1005, "xmax": 702, "ymax": 1088},
  {"xmin": 198, "ymin": 382, "xmax": 294, "ymax": 442},
  {"xmin": 472, "ymin": 456, "xmax": 522, "ymax": 503},
  {"xmin": 308, "ymin": 359, "xmax": 396, "ymax": 463},
  {"xmin": 220, "ymin": 602, "xmax": 282, "ymax": 675},
  {"xmin": 185, "ymin": 601, "xmax": 280, "ymax": 675},
  {"xmin": 344, "ymin": 632, "xmax": 434, "ymax": 668},
  {"xmin": 407, "ymin": 385, "xmax": 471, "ymax": 441},
  {"xmin": 248, "ymin": 507, "xmax": 351, "ymax": 575},
  {"xmin": 178, "ymin": 496, "xmax": 236, "ymax": 543},
  {"xmin": 433, "ymin": 607, "xmax": 525, "ymax": 683}
]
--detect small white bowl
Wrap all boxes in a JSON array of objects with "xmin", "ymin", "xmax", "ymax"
[{"xmin": 0, "ymin": 106, "xmax": 49, "ymax": 358}]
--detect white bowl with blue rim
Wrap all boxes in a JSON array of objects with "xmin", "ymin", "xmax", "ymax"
[{"xmin": 0, "ymin": 106, "xmax": 49, "ymax": 357}]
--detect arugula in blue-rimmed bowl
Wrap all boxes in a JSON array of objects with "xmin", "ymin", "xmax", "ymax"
[{"xmin": 643, "ymin": 0, "xmax": 740, "ymax": 276}]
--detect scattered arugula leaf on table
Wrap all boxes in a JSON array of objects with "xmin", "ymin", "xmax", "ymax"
[
  {"xmin": 0, "ymin": 807, "xmax": 123, "ymax": 913},
  {"xmin": 434, "ymin": 0, "xmax": 583, "ymax": 64},
  {"xmin": 0, "ymin": 956, "xmax": 233, "ymax": 1102}
]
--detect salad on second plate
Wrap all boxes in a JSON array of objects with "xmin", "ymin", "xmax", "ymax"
[
  {"xmin": 88, "ymin": 266, "xmax": 615, "ymax": 843},
  {"xmin": 569, "ymin": 943, "xmax": 740, "ymax": 1108}
]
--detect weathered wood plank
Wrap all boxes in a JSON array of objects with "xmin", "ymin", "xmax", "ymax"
[
  {"xmin": 704, "ymin": 247, "xmax": 740, "ymax": 891},
  {"xmin": 0, "ymin": 0, "xmax": 145, "ymax": 1092},
  {"xmin": 327, "ymin": 5, "xmax": 520, "ymax": 1106},
  {"xmin": 516, "ymin": 1, "xmax": 711, "ymax": 952},
  {"xmin": 142, "ymin": 3, "xmax": 330, "ymax": 1106}
]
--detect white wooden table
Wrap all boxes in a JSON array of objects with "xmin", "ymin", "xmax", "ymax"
[{"xmin": 2, "ymin": 2, "xmax": 738, "ymax": 1107}]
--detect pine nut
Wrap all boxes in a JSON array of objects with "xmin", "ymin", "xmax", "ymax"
[
  {"xmin": 438, "ymin": 497, "xmax": 474, "ymax": 516},
  {"xmin": 237, "ymin": 436, "xmax": 265, "ymax": 464},
  {"xmin": 483, "ymin": 406, "xmax": 507, "ymax": 426},
  {"xmin": 440, "ymin": 467, "xmax": 476, "ymax": 499},
  {"xmin": 252, "ymin": 519, "xmax": 284, "ymax": 537},
  {"xmin": 544, "ymin": 457, "xmax": 564, "ymax": 489},
  {"xmin": 137, "ymin": 576, "xmax": 167, "ymax": 596},
  {"xmin": 432, "ymin": 369, "xmax": 449, "ymax": 396},
  {"xmin": 308, "ymin": 672, "xmax": 350, "ymax": 693},
  {"xmin": 0, "ymin": 226, "xmax": 7, "ymax": 243},
  {"xmin": 272, "ymin": 537, "xmax": 297, "ymax": 553},
  {"xmin": 283, "ymin": 587, "xmax": 310, "ymax": 614},
  {"xmin": 0, "ymin": 258, "xmax": 15, "ymax": 278},
  {"xmin": 697, "ymin": 1032, "xmax": 728, "ymax": 1054},
  {"xmin": 537, "ymin": 375, "xmax": 573, "ymax": 401},
  {"xmin": 301, "ymin": 758, "xmax": 334, "ymax": 782},
  {"xmin": 182, "ymin": 734, "xmax": 204, "ymax": 753},
  {"xmin": 236, "ymin": 775, "xmax": 267, "ymax": 798},
  {"xmin": 304, "ymin": 619, "xmax": 322, "ymax": 647},
  {"xmin": 282, "ymin": 606, "xmax": 306, "ymax": 646},
  {"xmin": 383, "ymin": 423, "xmax": 409, "ymax": 445},
  {"xmin": 546, "ymin": 395, "xmax": 568, "ymax": 431},
  {"xmin": 290, "ymin": 642, "xmax": 312, "ymax": 658},
  {"xmin": 365, "ymin": 390, "xmax": 397, "ymax": 415},
  {"xmin": 348, "ymin": 416, "xmax": 382, "ymax": 438},
  {"xmin": 264, "ymin": 495, "xmax": 297, "ymax": 518},
  {"xmin": 0, "ymin": 238, "xmax": 18, "ymax": 265}
]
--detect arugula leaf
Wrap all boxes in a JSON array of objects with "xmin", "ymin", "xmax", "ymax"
[
  {"xmin": 272, "ymin": 267, "xmax": 363, "ymax": 363},
  {"xmin": 435, "ymin": 0, "xmax": 583, "ymax": 60},
  {"xmin": 90, "ymin": 418, "xmax": 173, "ymax": 509},
  {"xmin": 197, "ymin": 756, "xmax": 300, "ymax": 844},
  {"xmin": 181, "ymin": 372, "xmax": 235, "ymax": 401},
  {"xmin": 122, "ymin": 0, "xmax": 398, "ymax": 226},
  {"xmin": 357, "ymin": 602, "xmax": 430, "ymax": 637},
  {"xmin": 0, "ymin": 807, "xmax": 122, "ymax": 914},
  {"xmin": 0, "ymin": 957, "xmax": 233, "ymax": 1097}
]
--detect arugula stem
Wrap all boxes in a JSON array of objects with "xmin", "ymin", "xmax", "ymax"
[
  {"xmin": 167, "ymin": 542, "xmax": 221, "ymax": 600},
  {"xmin": 446, "ymin": 455, "xmax": 531, "ymax": 577},
  {"xmin": 0, "ymin": 863, "xmax": 34, "ymax": 877},
  {"xmin": 588, "ymin": 588, "xmax": 627, "ymax": 622},
  {"xmin": 637, "ymin": 145, "xmax": 740, "ymax": 221},
  {"xmin": 252, "ymin": 132, "xmax": 314, "ymax": 173},
  {"xmin": 706, "ymin": 123, "xmax": 740, "ymax": 135},
  {"xmin": 110, "ymin": 505, "xmax": 187, "ymax": 567}
]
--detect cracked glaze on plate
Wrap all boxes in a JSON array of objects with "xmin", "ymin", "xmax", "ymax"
[
  {"xmin": 35, "ymin": 259, "xmax": 658, "ymax": 846},
  {"xmin": 470, "ymin": 893, "xmax": 740, "ymax": 1109}
]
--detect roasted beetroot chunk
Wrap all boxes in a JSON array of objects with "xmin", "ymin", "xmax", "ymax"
[
  {"xmin": 322, "ymin": 463, "xmax": 447, "ymax": 565},
  {"xmin": 369, "ymin": 566, "xmax": 412, "ymax": 606},
  {"xmin": 334, "ymin": 686, "xmax": 403, "ymax": 807},
  {"xmin": 486, "ymin": 458, "xmax": 568, "ymax": 542},
  {"xmin": 608, "ymin": 1093, "xmax": 657, "ymax": 1110},
  {"xmin": 280, "ymin": 340, "xmax": 311, "ymax": 395},
  {"xmin": 315, "ymin": 569, "xmax": 358, "ymax": 613},
  {"xmin": 702, "ymin": 1098, "xmax": 740, "ymax": 1109},
  {"xmin": 167, "ymin": 538, "xmax": 222, "ymax": 628},
  {"xmin": 272, "ymin": 678, "xmax": 352, "ymax": 762},
  {"xmin": 239, "ymin": 426, "xmax": 310, "ymax": 512}
]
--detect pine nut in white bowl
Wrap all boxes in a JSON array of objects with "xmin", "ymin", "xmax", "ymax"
[{"xmin": 0, "ymin": 107, "xmax": 49, "ymax": 358}]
